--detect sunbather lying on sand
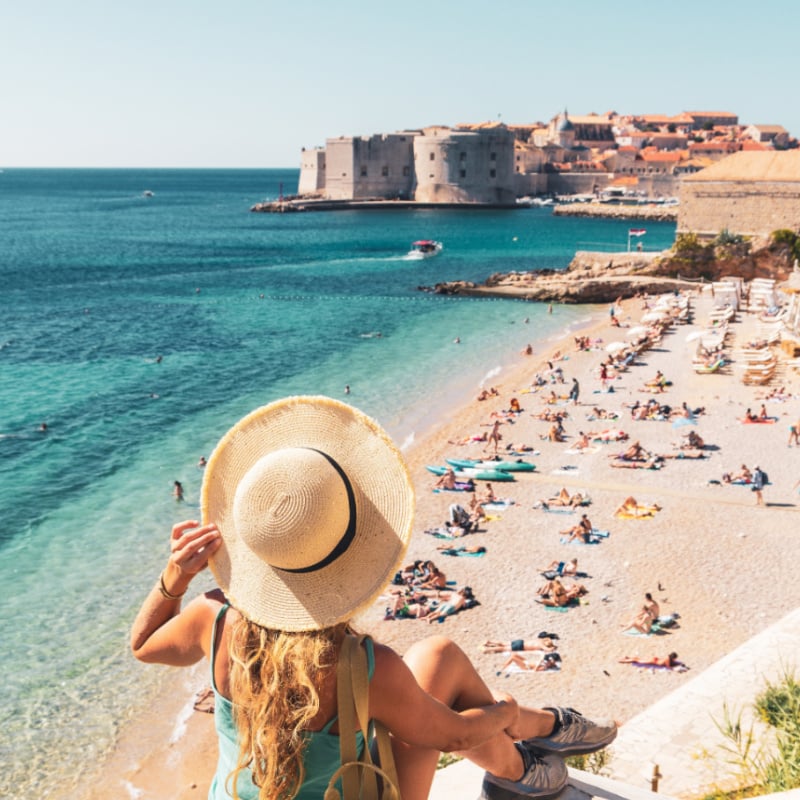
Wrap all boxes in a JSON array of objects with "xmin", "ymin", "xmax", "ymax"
[
  {"xmin": 588, "ymin": 406, "xmax": 618, "ymax": 421},
  {"xmin": 619, "ymin": 652, "xmax": 679, "ymax": 668},
  {"xmin": 611, "ymin": 442, "xmax": 662, "ymax": 469},
  {"xmin": 385, "ymin": 593, "xmax": 431, "ymax": 620},
  {"xmin": 481, "ymin": 637, "xmax": 558, "ymax": 654},
  {"xmin": 504, "ymin": 442, "xmax": 536, "ymax": 454},
  {"xmin": 448, "ymin": 431, "xmax": 488, "ymax": 446},
  {"xmin": 534, "ymin": 409, "xmax": 568, "ymax": 422},
  {"xmin": 592, "ymin": 429, "xmax": 628, "ymax": 443},
  {"xmin": 541, "ymin": 488, "xmax": 587, "ymax": 508},
  {"xmin": 499, "ymin": 652, "xmax": 561, "ymax": 672},
  {"xmin": 615, "ymin": 497, "xmax": 661, "ymax": 518},
  {"xmin": 421, "ymin": 586, "xmax": 477, "ymax": 623},
  {"xmin": 436, "ymin": 544, "xmax": 487, "ymax": 556},
  {"xmin": 540, "ymin": 558, "xmax": 578, "ymax": 579}
]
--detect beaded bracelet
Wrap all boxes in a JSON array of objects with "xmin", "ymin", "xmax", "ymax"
[{"xmin": 158, "ymin": 571, "xmax": 186, "ymax": 600}]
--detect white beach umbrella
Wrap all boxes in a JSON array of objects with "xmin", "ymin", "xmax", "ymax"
[
  {"xmin": 625, "ymin": 326, "xmax": 650, "ymax": 339},
  {"xmin": 641, "ymin": 310, "xmax": 669, "ymax": 324},
  {"xmin": 685, "ymin": 331, "xmax": 704, "ymax": 343},
  {"xmin": 605, "ymin": 341, "xmax": 628, "ymax": 354}
]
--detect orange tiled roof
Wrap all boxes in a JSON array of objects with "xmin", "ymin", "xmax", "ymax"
[{"xmin": 639, "ymin": 150, "xmax": 683, "ymax": 162}]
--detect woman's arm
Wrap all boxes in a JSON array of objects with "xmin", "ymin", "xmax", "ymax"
[
  {"xmin": 369, "ymin": 645, "xmax": 517, "ymax": 753},
  {"xmin": 130, "ymin": 520, "xmax": 222, "ymax": 665}
]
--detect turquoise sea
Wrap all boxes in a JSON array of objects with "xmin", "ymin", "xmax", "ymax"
[{"xmin": 0, "ymin": 168, "xmax": 676, "ymax": 797}]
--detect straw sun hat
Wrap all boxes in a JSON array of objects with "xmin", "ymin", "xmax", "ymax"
[{"xmin": 201, "ymin": 396, "xmax": 415, "ymax": 632}]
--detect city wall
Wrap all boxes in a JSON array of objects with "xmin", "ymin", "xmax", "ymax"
[{"xmin": 678, "ymin": 180, "xmax": 800, "ymax": 237}]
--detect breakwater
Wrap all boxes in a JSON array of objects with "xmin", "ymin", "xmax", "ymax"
[{"xmin": 553, "ymin": 202, "xmax": 678, "ymax": 222}]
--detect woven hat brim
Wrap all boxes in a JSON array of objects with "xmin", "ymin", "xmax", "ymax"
[{"xmin": 202, "ymin": 396, "xmax": 415, "ymax": 632}]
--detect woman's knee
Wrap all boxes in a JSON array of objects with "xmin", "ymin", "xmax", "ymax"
[
  {"xmin": 404, "ymin": 636, "xmax": 479, "ymax": 701},
  {"xmin": 404, "ymin": 634, "xmax": 461, "ymax": 669}
]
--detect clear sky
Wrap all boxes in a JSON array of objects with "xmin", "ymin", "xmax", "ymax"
[{"xmin": 3, "ymin": 0, "xmax": 798, "ymax": 168}]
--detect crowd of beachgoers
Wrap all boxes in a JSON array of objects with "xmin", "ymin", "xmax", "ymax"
[{"xmin": 83, "ymin": 286, "xmax": 800, "ymax": 800}]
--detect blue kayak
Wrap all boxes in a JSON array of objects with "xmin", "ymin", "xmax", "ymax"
[
  {"xmin": 446, "ymin": 457, "xmax": 535, "ymax": 473},
  {"xmin": 426, "ymin": 465, "xmax": 515, "ymax": 482}
]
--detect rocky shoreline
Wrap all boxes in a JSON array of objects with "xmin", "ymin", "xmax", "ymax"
[
  {"xmin": 422, "ymin": 250, "xmax": 701, "ymax": 303},
  {"xmin": 552, "ymin": 203, "xmax": 678, "ymax": 222},
  {"xmin": 423, "ymin": 235, "xmax": 795, "ymax": 303}
]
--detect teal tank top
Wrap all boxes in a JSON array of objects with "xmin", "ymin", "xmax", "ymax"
[{"xmin": 208, "ymin": 605, "xmax": 374, "ymax": 800}]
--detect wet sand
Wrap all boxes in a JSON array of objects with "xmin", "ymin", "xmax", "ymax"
[{"xmin": 79, "ymin": 290, "xmax": 800, "ymax": 800}]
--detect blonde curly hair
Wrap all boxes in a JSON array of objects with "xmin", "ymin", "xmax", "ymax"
[{"xmin": 227, "ymin": 616, "xmax": 350, "ymax": 800}]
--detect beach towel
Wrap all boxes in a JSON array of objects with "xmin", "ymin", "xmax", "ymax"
[
  {"xmin": 497, "ymin": 663, "xmax": 560, "ymax": 676},
  {"xmin": 564, "ymin": 446, "xmax": 600, "ymax": 455},
  {"xmin": 433, "ymin": 483, "xmax": 475, "ymax": 494},
  {"xmin": 622, "ymin": 622, "xmax": 664, "ymax": 637},
  {"xmin": 424, "ymin": 529, "xmax": 461, "ymax": 540},
  {"xmin": 483, "ymin": 500, "xmax": 515, "ymax": 511},
  {"xmin": 438, "ymin": 548, "xmax": 486, "ymax": 557},
  {"xmin": 610, "ymin": 460, "xmax": 662, "ymax": 470}
]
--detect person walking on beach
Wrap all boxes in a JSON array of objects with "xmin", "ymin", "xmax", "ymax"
[
  {"xmin": 484, "ymin": 419, "xmax": 503, "ymax": 455},
  {"xmin": 569, "ymin": 378, "xmax": 580, "ymax": 406},
  {"xmin": 131, "ymin": 396, "xmax": 617, "ymax": 800},
  {"xmin": 788, "ymin": 419, "xmax": 800, "ymax": 447},
  {"xmin": 752, "ymin": 465, "xmax": 767, "ymax": 506}
]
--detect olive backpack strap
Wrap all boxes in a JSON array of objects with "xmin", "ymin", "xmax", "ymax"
[{"xmin": 325, "ymin": 634, "xmax": 400, "ymax": 800}]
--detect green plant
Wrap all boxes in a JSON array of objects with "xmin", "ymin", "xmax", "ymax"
[
  {"xmin": 437, "ymin": 752, "xmax": 463, "ymax": 770},
  {"xmin": 707, "ymin": 668, "xmax": 800, "ymax": 798},
  {"xmin": 715, "ymin": 229, "xmax": 746, "ymax": 247},
  {"xmin": 770, "ymin": 229, "xmax": 800, "ymax": 262},
  {"xmin": 565, "ymin": 747, "xmax": 611, "ymax": 775}
]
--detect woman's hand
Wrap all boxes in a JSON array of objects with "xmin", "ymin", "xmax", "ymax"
[{"xmin": 168, "ymin": 520, "xmax": 222, "ymax": 576}]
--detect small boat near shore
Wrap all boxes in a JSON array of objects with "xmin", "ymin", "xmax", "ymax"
[{"xmin": 407, "ymin": 240, "xmax": 443, "ymax": 259}]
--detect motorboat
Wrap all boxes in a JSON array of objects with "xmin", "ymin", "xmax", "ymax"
[{"xmin": 407, "ymin": 240, "xmax": 442, "ymax": 259}]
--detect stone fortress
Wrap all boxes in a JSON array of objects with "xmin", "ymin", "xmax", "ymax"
[{"xmin": 297, "ymin": 109, "xmax": 796, "ymax": 208}]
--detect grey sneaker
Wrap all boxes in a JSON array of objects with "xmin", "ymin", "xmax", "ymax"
[
  {"xmin": 480, "ymin": 742, "xmax": 568, "ymax": 800},
  {"xmin": 524, "ymin": 707, "xmax": 617, "ymax": 756}
]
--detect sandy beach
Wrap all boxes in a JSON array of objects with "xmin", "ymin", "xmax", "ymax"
[{"xmin": 81, "ymin": 289, "xmax": 800, "ymax": 800}]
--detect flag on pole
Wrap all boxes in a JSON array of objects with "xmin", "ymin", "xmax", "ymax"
[{"xmin": 629, "ymin": 228, "xmax": 647, "ymax": 236}]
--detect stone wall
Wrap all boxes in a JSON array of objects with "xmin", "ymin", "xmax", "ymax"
[
  {"xmin": 678, "ymin": 179, "xmax": 800, "ymax": 237},
  {"xmin": 298, "ymin": 147, "xmax": 325, "ymax": 195},
  {"xmin": 413, "ymin": 128, "xmax": 516, "ymax": 205},
  {"xmin": 324, "ymin": 134, "xmax": 415, "ymax": 200}
]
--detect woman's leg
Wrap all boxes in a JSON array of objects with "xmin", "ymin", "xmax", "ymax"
[{"xmin": 391, "ymin": 636, "xmax": 556, "ymax": 800}]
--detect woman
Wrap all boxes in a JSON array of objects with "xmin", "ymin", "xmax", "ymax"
[
  {"xmin": 619, "ymin": 652, "xmax": 679, "ymax": 668},
  {"xmin": 131, "ymin": 397, "xmax": 615, "ymax": 800}
]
